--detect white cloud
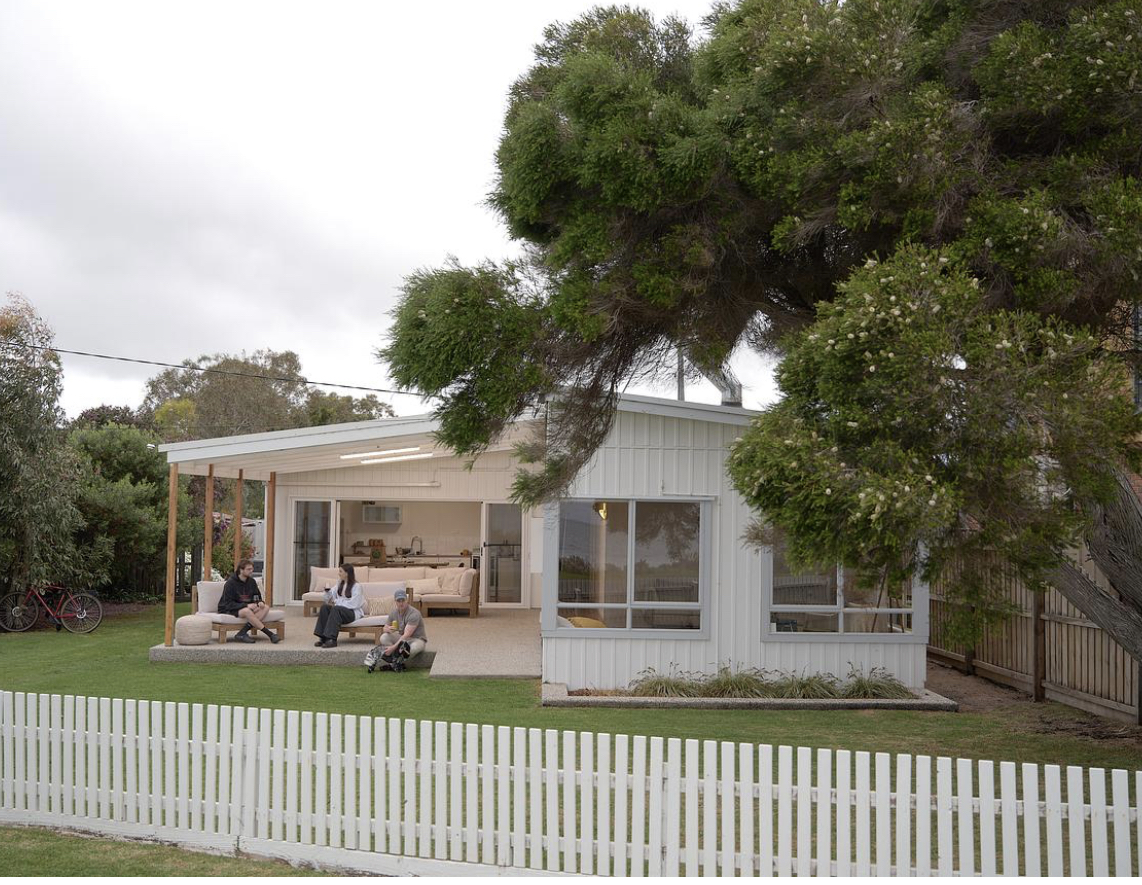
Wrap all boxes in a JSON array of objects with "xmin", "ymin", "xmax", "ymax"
[{"xmin": 0, "ymin": 0, "xmax": 776, "ymax": 420}]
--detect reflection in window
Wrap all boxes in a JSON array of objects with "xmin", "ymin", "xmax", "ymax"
[
  {"xmin": 557, "ymin": 500, "xmax": 703, "ymax": 631},
  {"xmin": 768, "ymin": 535, "xmax": 913, "ymax": 635},
  {"xmin": 557, "ymin": 501, "xmax": 628, "ymax": 605},
  {"xmin": 634, "ymin": 502, "xmax": 700, "ymax": 603}
]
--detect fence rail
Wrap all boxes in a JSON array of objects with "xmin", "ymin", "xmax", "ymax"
[{"xmin": 1, "ymin": 690, "xmax": 1139, "ymax": 876}]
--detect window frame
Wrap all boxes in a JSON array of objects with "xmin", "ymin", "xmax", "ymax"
[
  {"xmin": 765, "ymin": 557, "xmax": 925, "ymax": 643},
  {"xmin": 547, "ymin": 497, "xmax": 711, "ymax": 639}
]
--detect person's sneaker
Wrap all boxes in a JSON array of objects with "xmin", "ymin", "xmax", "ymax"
[
  {"xmin": 314, "ymin": 639, "xmax": 325, "ymax": 647},
  {"xmin": 321, "ymin": 639, "xmax": 337, "ymax": 648},
  {"xmin": 263, "ymin": 629, "xmax": 281, "ymax": 644},
  {"xmin": 233, "ymin": 633, "xmax": 255, "ymax": 644}
]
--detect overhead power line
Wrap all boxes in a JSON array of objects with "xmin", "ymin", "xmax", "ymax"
[{"xmin": 0, "ymin": 341, "xmax": 430, "ymax": 398}]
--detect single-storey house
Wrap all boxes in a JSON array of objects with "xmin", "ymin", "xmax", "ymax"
[{"xmin": 159, "ymin": 393, "xmax": 928, "ymax": 690}]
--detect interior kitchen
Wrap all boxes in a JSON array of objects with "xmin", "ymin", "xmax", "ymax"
[{"xmin": 338, "ymin": 500, "xmax": 480, "ymax": 570}]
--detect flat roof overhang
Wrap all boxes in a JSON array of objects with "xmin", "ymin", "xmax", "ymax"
[
  {"xmin": 158, "ymin": 414, "xmax": 539, "ymax": 480},
  {"xmin": 157, "ymin": 393, "xmax": 756, "ymax": 480}
]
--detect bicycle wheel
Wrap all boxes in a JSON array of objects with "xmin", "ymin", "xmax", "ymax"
[
  {"xmin": 59, "ymin": 592, "xmax": 103, "ymax": 634},
  {"xmin": 0, "ymin": 592, "xmax": 40, "ymax": 632}
]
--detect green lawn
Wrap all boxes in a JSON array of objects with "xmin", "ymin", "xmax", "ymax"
[
  {"xmin": 0, "ymin": 825, "xmax": 327, "ymax": 876},
  {"xmin": 0, "ymin": 603, "xmax": 1139, "ymax": 773}
]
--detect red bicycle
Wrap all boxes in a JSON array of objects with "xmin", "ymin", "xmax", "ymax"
[{"xmin": 0, "ymin": 584, "xmax": 103, "ymax": 634}]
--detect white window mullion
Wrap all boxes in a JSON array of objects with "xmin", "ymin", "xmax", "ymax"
[{"xmin": 626, "ymin": 501, "xmax": 636, "ymax": 630}]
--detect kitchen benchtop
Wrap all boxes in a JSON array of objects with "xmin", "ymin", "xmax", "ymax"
[{"xmin": 341, "ymin": 554, "xmax": 473, "ymax": 567}]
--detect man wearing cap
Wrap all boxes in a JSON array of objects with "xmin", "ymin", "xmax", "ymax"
[{"xmin": 376, "ymin": 587, "xmax": 427, "ymax": 670}]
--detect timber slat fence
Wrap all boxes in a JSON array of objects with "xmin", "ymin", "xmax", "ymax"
[
  {"xmin": 930, "ymin": 551, "xmax": 1140, "ymax": 723},
  {"xmin": 1, "ymin": 690, "xmax": 1139, "ymax": 876}
]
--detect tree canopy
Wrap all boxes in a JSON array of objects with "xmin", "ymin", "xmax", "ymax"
[
  {"xmin": 0, "ymin": 293, "xmax": 107, "ymax": 593},
  {"xmin": 381, "ymin": 0, "xmax": 1142, "ymax": 652},
  {"xmin": 142, "ymin": 349, "xmax": 395, "ymax": 442}
]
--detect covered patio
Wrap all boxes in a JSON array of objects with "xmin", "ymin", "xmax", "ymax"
[
  {"xmin": 155, "ymin": 414, "xmax": 542, "ymax": 668},
  {"xmin": 149, "ymin": 607, "xmax": 541, "ymax": 677}
]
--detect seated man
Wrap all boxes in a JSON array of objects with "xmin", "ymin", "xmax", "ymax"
[
  {"xmin": 374, "ymin": 588, "xmax": 427, "ymax": 671},
  {"xmin": 218, "ymin": 559, "xmax": 279, "ymax": 644}
]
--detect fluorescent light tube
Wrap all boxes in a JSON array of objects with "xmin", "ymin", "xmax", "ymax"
[
  {"xmin": 339, "ymin": 446, "xmax": 420, "ymax": 460},
  {"xmin": 359, "ymin": 452, "xmax": 436, "ymax": 465}
]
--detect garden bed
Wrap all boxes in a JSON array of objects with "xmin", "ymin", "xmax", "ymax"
[
  {"xmin": 542, "ymin": 665, "xmax": 960, "ymax": 711},
  {"xmin": 542, "ymin": 682, "xmax": 957, "ymax": 711}
]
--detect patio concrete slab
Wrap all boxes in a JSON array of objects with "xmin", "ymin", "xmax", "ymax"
[{"xmin": 149, "ymin": 606, "xmax": 540, "ymax": 678}]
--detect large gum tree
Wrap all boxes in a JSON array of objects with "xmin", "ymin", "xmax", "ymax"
[{"xmin": 381, "ymin": 0, "xmax": 1142, "ymax": 654}]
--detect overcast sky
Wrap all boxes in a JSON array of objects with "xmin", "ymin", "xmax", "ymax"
[{"xmin": 1, "ymin": 0, "xmax": 778, "ymax": 420}]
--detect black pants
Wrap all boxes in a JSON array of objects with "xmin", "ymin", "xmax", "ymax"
[{"xmin": 314, "ymin": 604, "xmax": 356, "ymax": 640}]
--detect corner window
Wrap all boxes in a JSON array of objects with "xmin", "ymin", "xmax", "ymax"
[
  {"xmin": 557, "ymin": 499, "xmax": 703, "ymax": 631},
  {"xmin": 769, "ymin": 536, "xmax": 912, "ymax": 635}
]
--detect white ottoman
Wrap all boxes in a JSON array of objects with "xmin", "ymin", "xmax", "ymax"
[{"xmin": 175, "ymin": 614, "xmax": 212, "ymax": 646}]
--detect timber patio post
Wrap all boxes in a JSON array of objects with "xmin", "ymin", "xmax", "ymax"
[
  {"xmin": 164, "ymin": 462, "xmax": 178, "ymax": 647},
  {"xmin": 198, "ymin": 464, "xmax": 214, "ymax": 614},
  {"xmin": 233, "ymin": 468, "xmax": 243, "ymax": 567},
  {"xmin": 265, "ymin": 472, "xmax": 276, "ymax": 606}
]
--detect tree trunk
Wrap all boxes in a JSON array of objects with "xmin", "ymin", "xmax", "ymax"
[
  {"xmin": 1047, "ymin": 560, "xmax": 1142, "ymax": 664},
  {"xmin": 1083, "ymin": 466, "xmax": 1142, "ymax": 613}
]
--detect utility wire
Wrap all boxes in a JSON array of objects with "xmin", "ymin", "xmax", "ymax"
[{"xmin": 0, "ymin": 340, "xmax": 431, "ymax": 398}]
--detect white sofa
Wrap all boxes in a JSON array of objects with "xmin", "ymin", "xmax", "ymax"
[
  {"xmin": 302, "ymin": 566, "xmax": 479, "ymax": 618},
  {"xmin": 416, "ymin": 567, "xmax": 480, "ymax": 618},
  {"xmin": 195, "ymin": 580, "xmax": 287, "ymax": 644}
]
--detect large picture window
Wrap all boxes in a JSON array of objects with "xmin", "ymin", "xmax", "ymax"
[
  {"xmin": 557, "ymin": 499, "xmax": 704, "ymax": 631},
  {"xmin": 769, "ymin": 536, "xmax": 913, "ymax": 635}
]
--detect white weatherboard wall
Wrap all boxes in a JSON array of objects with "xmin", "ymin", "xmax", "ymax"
[
  {"xmin": 541, "ymin": 409, "xmax": 929, "ymax": 691},
  {"xmin": 271, "ymin": 450, "xmax": 542, "ymax": 604}
]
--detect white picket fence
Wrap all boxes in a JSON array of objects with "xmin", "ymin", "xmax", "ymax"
[{"xmin": 0, "ymin": 690, "xmax": 1139, "ymax": 876}]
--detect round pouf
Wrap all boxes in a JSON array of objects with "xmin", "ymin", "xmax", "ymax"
[{"xmin": 175, "ymin": 614, "xmax": 212, "ymax": 646}]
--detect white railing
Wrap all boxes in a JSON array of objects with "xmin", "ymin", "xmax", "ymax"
[{"xmin": 0, "ymin": 689, "xmax": 1138, "ymax": 876}]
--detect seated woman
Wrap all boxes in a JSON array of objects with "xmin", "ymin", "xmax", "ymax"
[
  {"xmin": 218, "ymin": 559, "xmax": 279, "ymax": 644},
  {"xmin": 313, "ymin": 564, "xmax": 364, "ymax": 648}
]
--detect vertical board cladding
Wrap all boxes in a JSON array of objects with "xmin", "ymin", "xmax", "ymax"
[{"xmin": 548, "ymin": 409, "xmax": 929, "ymax": 691}]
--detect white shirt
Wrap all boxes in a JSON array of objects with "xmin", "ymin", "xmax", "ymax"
[{"xmin": 325, "ymin": 582, "xmax": 364, "ymax": 621}]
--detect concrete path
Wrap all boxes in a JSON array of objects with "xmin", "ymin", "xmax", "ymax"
[{"xmin": 150, "ymin": 606, "xmax": 541, "ymax": 678}]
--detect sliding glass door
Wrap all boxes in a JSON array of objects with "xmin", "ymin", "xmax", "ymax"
[
  {"xmin": 292, "ymin": 500, "xmax": 332, "ymax": 601},
  {"xmin": 483, "ymin": 502, "xmax": 523, "ymax": 605}
]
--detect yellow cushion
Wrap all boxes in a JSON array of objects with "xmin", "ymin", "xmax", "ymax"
[{"xmin": 567, "ymin": 616, "xmax": 607, "ymax": 629}]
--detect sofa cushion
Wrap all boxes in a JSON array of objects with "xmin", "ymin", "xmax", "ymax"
[
  {"xmin": 419, "ymin": 593, "xmax": 473, "ymax": 604},
  {"xmin": 308, "ymin": 567, "xmax": 341, "ymax": 595},
  {"xmin": 351, "ymin": 614, "xmax": 400, "ymax": 628},
  {"xmin": 205, "ymin": 610, "xmax": 285, "ymax": 625},
  {"xmin": 458, "ymin": 569, "xmax": 478, "ymax": 599},
  {"xmin": 407, "ymin": 578, "xmax": 440, "ymax": 598},
  {"xmin": 366, "ymin": 567, "xmax": 428, "ymax": 582},
  {"xmin": 438, "ymin": 569, "xmax": 464, "ymax": 594},
  {"xmin": 301, "ymin": 590, "xmax": 327, "ymax": 602},
  {"xmin": 196, "ymin": 581, "xmax": 225, "ymax": 614},
  {"xmin": 358, "ymin": 581, "xmax": 406, "ymax": 604},
  {"xmin": 365, "ymin": 594, "xmax": 397, "ymax": 617}
]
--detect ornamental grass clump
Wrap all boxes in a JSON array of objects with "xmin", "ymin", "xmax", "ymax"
[
  {"xmin": 839, "ymin": 666, "xmax": 914, "ymax": 700},
  {"xmin": 769, "ymin": 672, "xmax": 842, "ymax": 699},
  {"xmin": 697, "ymin": 666, "xmax": 775, "ymax": 698},
  {"xmin": 627, "ymin": 667, "xmax": 702, "ymax": 697}
]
